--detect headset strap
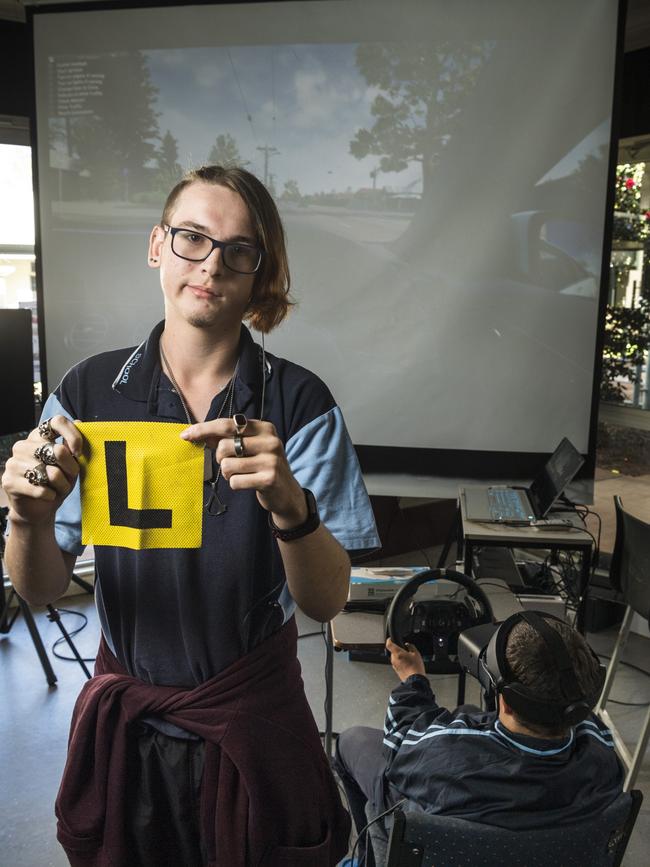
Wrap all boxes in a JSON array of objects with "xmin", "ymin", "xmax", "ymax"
[{"xmin": 519, "ymin": 611, "xmax": 582, "ymax": 703}]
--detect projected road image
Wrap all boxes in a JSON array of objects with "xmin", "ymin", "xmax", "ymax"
[
  {"xmin": 40, "ymin": 32, "xmax": 609, "ymax": 452},
  {"xmin": 278, "ymin": 209, "xmax": 598, "ymax": 450}
]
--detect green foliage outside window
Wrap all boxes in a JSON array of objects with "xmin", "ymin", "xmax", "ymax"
[{"xmin": 600, "ymin": 163, "xmax": 650, "ymax": 402}]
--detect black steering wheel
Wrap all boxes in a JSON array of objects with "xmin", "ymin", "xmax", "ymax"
[{"xmin": 386, "ymin": 568, "xmax": 495, "ymax": 659}]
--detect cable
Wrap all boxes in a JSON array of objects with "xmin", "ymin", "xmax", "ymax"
[
  {"xmin": 227, "ymin": 49, "xmax": 257, "ymax": 141},
  {"xmin": 597, "ymin": 653, "xmax": 650, "ymax": 678},
  {"xmin": 349, "ymin": 799, "xmax": 407, "ymax": 867},
  {"xmin": 50, "ymin": 608, "xmax": 96, "ymax": 663},
  {"xmin": 596, "ymin": 653, "xmax": 650, "ymax": 706},
  {"xmin": 298, "ymin": 630, "xmax": 323, "ymax": 639},
  {"xmin": 320, "ymin": 622, "xmax": 333, "ymax": 739},
  {"xmin": 559, "ymin": 496, "xmax": 602, "ymax": 567},
  {"xmin": 472, "ymin": 581, "xmax": 516, "ymax": 593}
]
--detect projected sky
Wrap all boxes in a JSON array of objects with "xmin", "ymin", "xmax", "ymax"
[
  {"xmin": 48, "ymin": 39, "xmax": 497, "ymax": 206},
  {"xmin": 148, "ymin": 44, "xmax": 389, "ymax": 195}
]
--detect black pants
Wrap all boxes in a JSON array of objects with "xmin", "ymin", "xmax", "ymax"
[
  {"xmin": 334, "ymin": 706, "xmax": 482, "ymax": 867},
  {"xmin": 125, "ymin": 722, "xmax": 206, "ymax": 867},
  {"xmin": 333, "ymin": 727, "xmax": 388, "ymax": 867}
]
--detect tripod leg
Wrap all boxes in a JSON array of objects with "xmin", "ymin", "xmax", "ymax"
[
  {"xmin": 0, "ymin": 587, "xmax": 20, "ymax": 633},
  {"xmin": 46, "ymin": 605, "xmax": 92, "ymax": 679},
  {"xmin": 70, "ymin": 573, "xmax": 94, "ymax": 595},
  {"xmin": 17, "ymin": 597, "xmax": 57, "ymax": 686}
]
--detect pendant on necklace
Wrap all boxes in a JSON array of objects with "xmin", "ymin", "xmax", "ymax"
[
  {"xmin": 205, "ymin": 479, "xmax": 227, "ymax": 516},
  {"xmin": 203, "ymin": 448, "xmax": 227, "ymax": 516}
]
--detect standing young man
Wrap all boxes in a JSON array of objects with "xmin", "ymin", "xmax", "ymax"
[{"xmin": 2, "ymin": 166, "xmax": 379, "ymax": 866}]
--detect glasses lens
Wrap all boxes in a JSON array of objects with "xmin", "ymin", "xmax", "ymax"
[
  {"xmin": 224, "ymin": 244, "xmax": 261, "ymax": 274},
  {"xmin": 172, "ymin": 230, "xmax": 213, "ymax": 261}
]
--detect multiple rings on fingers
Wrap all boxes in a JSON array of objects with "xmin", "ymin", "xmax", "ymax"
[
  {"xmin": 24, "ymin": 463, "xmax": 49, "ymax": 487},
  {"xmin": 34, "ymin": 443, "xmax": 59, "ymax": 466},
  {"xmin": 233, "ymin": 413, "xmax": 248, "ymax": 435},
  {"xmin": 234, "ymin": 433, "xmax": 246, "ymax": 457},
  {"xmin": 38, "ymin": 418, "xmax": 57, "ymax": 442}
]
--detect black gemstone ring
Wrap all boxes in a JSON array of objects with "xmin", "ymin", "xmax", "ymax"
[{"xmin": 233, "ymin": 413, "xmax": 248, "ymax": 435}]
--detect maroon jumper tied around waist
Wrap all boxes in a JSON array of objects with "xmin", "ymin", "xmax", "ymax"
[{"xmin": 55, "ymin": 617, "xmax": 350, "ymax": 866}]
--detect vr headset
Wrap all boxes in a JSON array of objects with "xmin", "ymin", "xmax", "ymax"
[{"xmin": 457, "ymin": 611, "xmax": 606, "ymax": 727}]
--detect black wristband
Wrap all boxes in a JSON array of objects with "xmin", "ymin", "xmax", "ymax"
[{"xmin": 269, "ymin": 488, "xmax": 320, "ymax": 542}]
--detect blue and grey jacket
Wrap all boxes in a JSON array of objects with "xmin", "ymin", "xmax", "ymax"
[{"xmin": 380, "ymin": 674, "xmax": 624, "ymax": 829}]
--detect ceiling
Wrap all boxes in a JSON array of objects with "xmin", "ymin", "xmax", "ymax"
[{"xmin": 1, "ymin": 0, "xmax": 650, "ymax": 50}]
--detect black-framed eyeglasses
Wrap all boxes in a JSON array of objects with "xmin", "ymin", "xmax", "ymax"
[{"xmin": 164, "ymin": 225, "xmax": 264, "ymax": 274}]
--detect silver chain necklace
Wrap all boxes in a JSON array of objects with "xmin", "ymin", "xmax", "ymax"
[{"xmin": 159, "ymin": 340, "xmax": 238, "ymax": 516}]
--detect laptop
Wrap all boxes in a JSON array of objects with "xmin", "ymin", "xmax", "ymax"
[{"xmin": 462, "ymin": 437, "xmax": 584, "ymax": 523}]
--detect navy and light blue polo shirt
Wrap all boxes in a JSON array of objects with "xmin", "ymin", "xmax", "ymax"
[{"xmin": 43, "ymin": 320, "xmax": 379, "ymax": 687}]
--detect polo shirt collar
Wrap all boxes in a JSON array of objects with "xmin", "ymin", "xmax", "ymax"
[
  {"xmin": 111, "ymin": 320, "xmax": 267, "ymax": 417},
  {"xmin": 494, "ymin": 719, "xmax": 574, "ymax": 756}
]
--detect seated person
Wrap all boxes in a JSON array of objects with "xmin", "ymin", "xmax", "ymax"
[{"xmin": 334, "ymin": 614, "xmax": 623, "ymax": 867}]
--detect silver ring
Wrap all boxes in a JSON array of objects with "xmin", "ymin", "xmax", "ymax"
[
  {"xmin": 234, "ymin": 433, "xmax": 246, "ymax": 457},
  {"xmin": 38, "ymin": 418, "xmax": 57, "ymax": 442},
  {"xmin": 34, "ymin": 443, "xmax": 59, "ymax": 466},
  {"xmin": 233, "ymin": 413, "xmax": 248, "ymax": 435},
  {"xmin": 24, "ymin": 463, "xmax": 49, "ymax": 487}
]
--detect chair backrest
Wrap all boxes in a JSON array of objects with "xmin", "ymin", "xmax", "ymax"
[
  {"xmin": 385, "ymin": 790, "xmax": 643, "ymax": 867},
  {"xmin": 609, "ymin": 495, "xmax": 625, "ymax": 594},
  {"xmin": 612, "ymin": 496, "xmax": 650, "ymax": 626}
]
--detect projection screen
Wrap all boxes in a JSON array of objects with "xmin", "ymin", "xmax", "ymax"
[{"xmin": 31, "ymin": 0, "xmax": 621, "ymax": 478}]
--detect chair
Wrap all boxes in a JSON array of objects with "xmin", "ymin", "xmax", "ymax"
[
  {"xmin": 385, "ymin": 789, "xmax": 643, "ymax": 867},
  {"xmin": 595, "ymin": 495, "xmax": 650, "ymax": 790}
]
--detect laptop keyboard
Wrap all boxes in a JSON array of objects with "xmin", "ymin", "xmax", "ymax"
[{"xmin": 487, "ymin": 488, "xmax": 530, "ymax": 521}]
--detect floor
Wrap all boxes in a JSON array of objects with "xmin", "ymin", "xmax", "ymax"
[{"xmin": 1, "ymin": 472, "xmax": 649, "ymax": 865}]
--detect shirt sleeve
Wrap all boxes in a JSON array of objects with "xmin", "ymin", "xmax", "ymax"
[
  {"xmin": 383, "ymin": 675, "xmax": 455, "ymax": 764},
  {"xmin": 285, "ymin": 405, "xmax": 380, "ymax": 551}
]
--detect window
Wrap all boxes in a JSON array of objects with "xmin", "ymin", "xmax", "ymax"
[{"xmin": 0, "ymin": 141, "xmax": 39, "ymax": 397}]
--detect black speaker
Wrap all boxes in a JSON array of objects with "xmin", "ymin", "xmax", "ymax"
[{"xmin": 0, "ymin": 308, "xmax": 35, "ymax": 436}]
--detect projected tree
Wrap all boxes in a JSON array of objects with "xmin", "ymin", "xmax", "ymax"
[
  {"xmin": 350, "ymin": 41, "xmax": 490, "ymax": 236},
  {"xmin": 281, "ymin": 179, "xmax": 302, "ymax": 203},
  {"xmin": 208, "ymin": 133, "xmax": 248, "ymax": 167},
  {"xmin": 68, "ymin": 51, "xmax": 160, "ymax": 201},
  {"xmin": 156, "ymin": 131, "xmax": 183, "ymax": 189}
]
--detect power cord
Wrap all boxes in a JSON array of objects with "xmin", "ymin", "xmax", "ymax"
[
  {"xmin": 50, "ymin": 607, "xmax": 95, "ymax": 663},
  {"xmin": 597, "ymin": 652, "xmax": 650, "ymax": 707},
  {"xmin": 556, "ymin": 495, "xmax": 602, "ymax": 578},
  {"xmin": 349, "ymin": 799, "xmax": 407, "ymax": 867}
]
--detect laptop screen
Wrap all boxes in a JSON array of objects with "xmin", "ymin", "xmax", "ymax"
[{"xmin": 529, "ymin": 438, "xmax": 585, "ymax": 517}]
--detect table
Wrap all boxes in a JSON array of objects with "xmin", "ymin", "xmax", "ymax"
[{"xmin": 459, "ymin": 493, "xmax": 595, "ymax": 631}]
